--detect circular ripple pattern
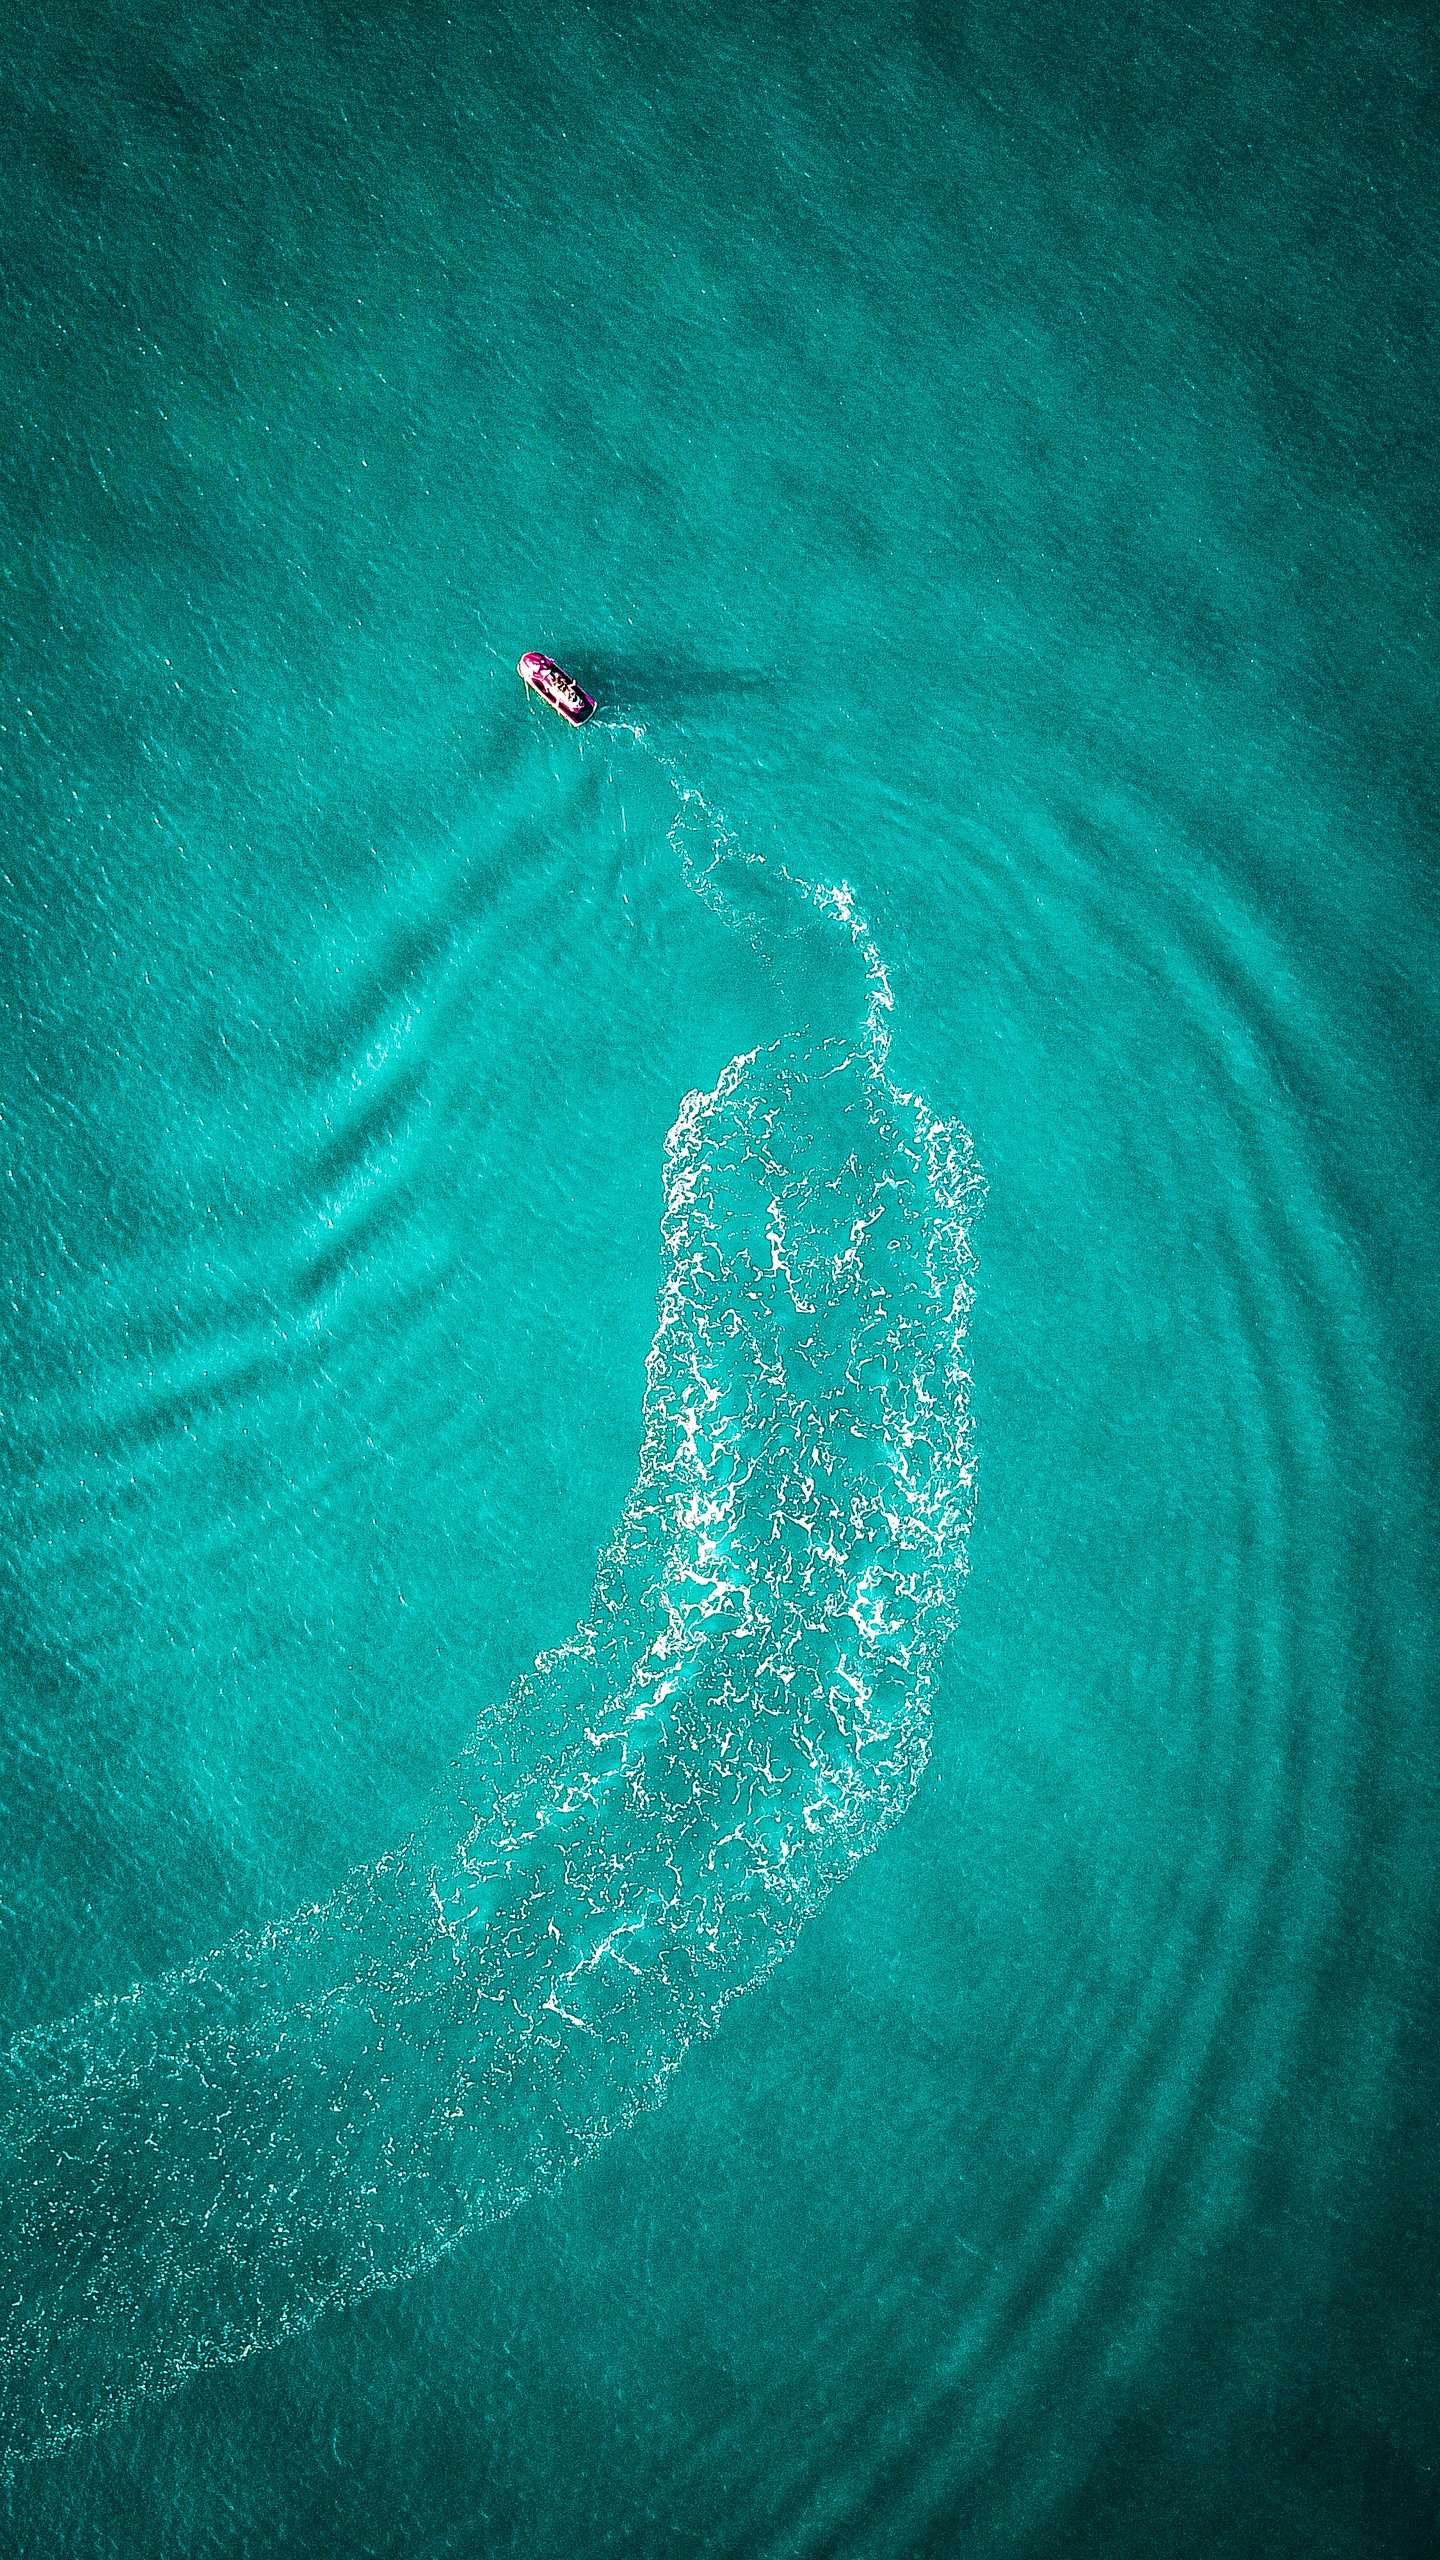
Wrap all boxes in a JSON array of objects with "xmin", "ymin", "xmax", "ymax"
[{"xmin": 632, "ymin": 767, "xmax": 1433, "ymax": 2559}]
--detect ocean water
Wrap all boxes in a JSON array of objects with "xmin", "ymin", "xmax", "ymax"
[{"xmin": 1, "ymin": 1, "xmax": 1435, "ymax": 2552}]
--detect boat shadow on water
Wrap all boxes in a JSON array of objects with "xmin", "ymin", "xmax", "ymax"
[{"xmin": 579, "ymin": 656, "xmax": 779, "ymax": 718}]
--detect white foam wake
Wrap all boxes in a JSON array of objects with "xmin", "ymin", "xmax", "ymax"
[{"xmin": 0, "ymin": 740, "xmax": 983, "ymax": 2462}]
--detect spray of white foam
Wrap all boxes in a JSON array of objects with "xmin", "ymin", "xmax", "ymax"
[{"xmin": 0, "ymin": 732, "xmax": 982, "ymax": 2463}]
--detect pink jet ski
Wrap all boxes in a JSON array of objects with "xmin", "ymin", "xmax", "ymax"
[{"xmin": 517, "ymin": 651, "xmax": 596, "ymax": 726}]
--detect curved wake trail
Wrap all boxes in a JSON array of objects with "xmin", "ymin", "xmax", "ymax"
[{"xmin": 0, "ymin": 742, "xmax": 983, "ymax": 2461}]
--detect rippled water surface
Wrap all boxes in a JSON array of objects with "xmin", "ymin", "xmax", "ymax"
[{"xmin": 2, "ymin": 2, "xmax": 1436, "ymax": 2553}]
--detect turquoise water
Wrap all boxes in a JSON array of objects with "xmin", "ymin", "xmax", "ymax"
[{"xmin": 1, "ymin": 1, "xmax": 1436, "ymax": 2551}]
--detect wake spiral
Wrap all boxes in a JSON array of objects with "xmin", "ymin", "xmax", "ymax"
[{"xmin": 0, "ymin": 733, "xmax": 983, "ymax": 2461}]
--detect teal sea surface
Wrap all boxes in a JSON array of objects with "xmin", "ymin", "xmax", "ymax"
[{"xmin": 1, "ymin": 3, "xmax": 1436, "ymax": 2553}]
